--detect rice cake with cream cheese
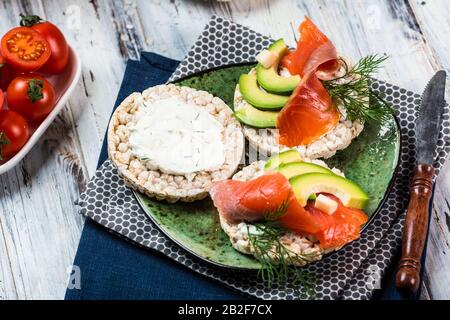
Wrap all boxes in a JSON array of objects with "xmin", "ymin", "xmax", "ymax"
[{"xmin": 108, "ymin": 84, "xmax": 244, "ymax": 203}]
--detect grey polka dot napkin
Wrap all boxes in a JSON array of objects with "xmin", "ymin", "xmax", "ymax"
[{"xmin": 78, "ymin": 16, "xmax": 450, "ymax": 300}]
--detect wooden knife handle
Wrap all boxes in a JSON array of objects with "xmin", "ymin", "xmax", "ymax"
[{"xmin": 396, "ymin": 163, "xmax": 435, "ymax": 294}]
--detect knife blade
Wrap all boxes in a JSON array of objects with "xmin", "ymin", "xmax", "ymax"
[
  {"xmin": 416, "ymin": 70, "xmax": 446, "ymax": 164},
  {"xmin": 396, "ymin": 70, "xmax": 446, "ymax": 295}
]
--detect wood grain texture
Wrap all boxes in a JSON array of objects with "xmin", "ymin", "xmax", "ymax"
[
  {"xmin": 406, "ymin": 0, "xmax": 450, "ymax": 300},
  {"xmin": 396, "ymin": 164, "xmax": 435, "ymax": 294},
  {"xmin": 0, "ymin": 0, "xmax": 448, "ymax": 299}
]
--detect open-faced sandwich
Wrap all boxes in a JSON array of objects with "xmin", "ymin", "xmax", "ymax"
[
  {"xmin": 210, "ymin": 149, "xmax": 369, "ymax": 266},
  {"xmin": 108, "ymin": 84, "xmax": 244, "ymax": 202},
  {"xmin": 234, "ymin": 17, "xmax": 390, "ymax": 159}
]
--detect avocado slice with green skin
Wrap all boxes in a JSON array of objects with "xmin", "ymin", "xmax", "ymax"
[
  {"xmin": 264, "ymin": 149, "xmax": 302, "ymax": 170},
  {"xmin": 256, "ymin": 39, "xmax": 301, "ymax": 93},
  {"xmin": 239, "ymin": 74, "xmax": 289, "ymax": 110},
  {"xmin": 234, "ymin": 102, "xmax": 278, "ymax": 128},
  {"xmin": 289, "ymin": 173, "xmax": 369, "ymax": 209},
  {"xmin": 276, "ymin": 161, "xmax": 334, "ymax": 179}
]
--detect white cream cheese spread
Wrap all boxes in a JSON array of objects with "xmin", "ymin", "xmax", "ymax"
[{"xmin": 129, "ymin": 96, "xmax": 225, "ymax": 175}]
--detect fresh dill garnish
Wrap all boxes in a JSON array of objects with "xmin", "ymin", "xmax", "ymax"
[
  {"xmin": 324, "ymin": 54, "xmax": 392, "ymax": 123},
  {"xmin": 263, "ymin": 197, "xmax": 290, "ymax": 221},
  {"xmin": 247, "ymin": 221, "xmax": 317, "ymax": 298}
]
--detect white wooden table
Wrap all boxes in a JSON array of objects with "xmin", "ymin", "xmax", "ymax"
[{"xmin": 0, "ymin": 0, "xmax": 449, "ymax": 300}]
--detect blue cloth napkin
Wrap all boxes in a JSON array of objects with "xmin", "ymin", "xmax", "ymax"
[{"xmin": 65, "ymin": 52, "xmax": 421, "ymax": 300}]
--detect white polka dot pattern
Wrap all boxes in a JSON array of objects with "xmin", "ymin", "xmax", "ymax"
[{"xmin": 77, "ymin": 16, "xmax": 450, "ymax": 300}]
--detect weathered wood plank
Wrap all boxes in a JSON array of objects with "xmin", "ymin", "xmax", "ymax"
[
  {"xmin": 135, "ymin": 0, "xmax": 213, "ymax": 59},
  {"xmin": 403, "ymin": 0, "xmax": 450, "ymax": 300},
  {"xmin": 0, "ymin": 221, "xmax": 18, "ymax": 300},
  {"xmin": 42, "ymin": 0, "xmax": 130, "ymax": 175}
]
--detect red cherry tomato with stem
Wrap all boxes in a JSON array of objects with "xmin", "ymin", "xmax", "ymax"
[
  {"xmin": 7, "ymin": 74, "xmax": 56, "ymax": 122},
  {"xmin": 20, "ymin": 15, "xmax": 69, "ymax": 74}
]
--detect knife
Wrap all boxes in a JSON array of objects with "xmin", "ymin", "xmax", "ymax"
[{"xmin": 395, "ymin": 70, "xmax": 446, "ymax": 294}]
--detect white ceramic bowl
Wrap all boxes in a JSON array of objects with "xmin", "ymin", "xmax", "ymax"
[{"xmin": 0, "ymin": 46, "xmax": 82, "ymax": 175}]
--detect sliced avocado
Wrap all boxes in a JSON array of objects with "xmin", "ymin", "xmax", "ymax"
[
  {"xmin": 276, "ymin": 161, "xmax": 334, "ymax": 179},
  {"xmin": 239, "ymin": 74, "xmax": 289, "ymax": 110},
  {"xmin": 289, "ymin": 173, "xmax": 369, "ymax": 209},
  {"xmin": 256, "ymin": 39, "xmax": 301, "ymax": 93},
  {"xmin": 264, "ymin": 150, "xmax": 302, "ymax": 170},
  {"xmin": 234, "ymin": 103, "xmax": 278, "ymax": 128}
]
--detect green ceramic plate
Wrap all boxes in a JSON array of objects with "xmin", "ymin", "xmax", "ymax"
[{"xmin": 134, "ymin": 63, "xmax": 401, "ymax": 270}]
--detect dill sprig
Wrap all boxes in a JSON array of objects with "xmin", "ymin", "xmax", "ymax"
[
  {"xmin": 324, "ymin": 54, "xmax": 392, "ymax": 123},
  {"xmin": 263, "ymin": 197, "xmax": 290, "ymax": 221},
  {"xmin": 247, "ymin": 221, "xmax": 317, "ymax": 298}
]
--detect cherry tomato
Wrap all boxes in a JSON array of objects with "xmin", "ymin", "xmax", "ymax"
[
  {"xmin": 0, "ymin": 109, "xmax": 29, "ymax": 160},
  {"xmin": 0, "ymin": 26, "xmax": 51, "ymax": 72},
  {"xmin": 20, "ymin": 15, "xmax": 69, "ymax": 74},
  {"xmin": 7, "ymin": 74, "xmax": 56, "ymax": 122},
  {"xmin": 0, "ymin": 53, "xmax": 14, "ymax": 91}
]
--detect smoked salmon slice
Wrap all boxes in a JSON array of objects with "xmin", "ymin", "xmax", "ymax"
[
  {"xmin": 209, "ymin": 173, "xmax": 290, "ymax": 223},
  {"xmin": 281, "ymin": 17, "xmax": 340, "ymax": 79},
  {"xmin": 209, "ymin": 173, "xmax": 321, "ymax": 234},
  {"xmin": 276, "ymin": 72, "xmax": 340, "ymax": 147},
  {"xmin": 278, "ymin": 197, "xmax": 321, "ymax": 235},
  {"xmin": 210, "ymin": 176, "xmax": 367, "ymax": 250},
  {"xmin": 305, "ymin": 194, "xmax": 368, "ymax": 249}
]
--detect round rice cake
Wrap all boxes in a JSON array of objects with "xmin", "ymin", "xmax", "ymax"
[
  {"xmin": 219, "ymin": 160, "xmax": 344, "ymax": 266},
  {"xmin": 234, "ymin": 68, "xmax": 364, "ymax": 159},
  {"xmin": 108, "ymin": 84, "xmax": 244, "ymax": 203}
]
